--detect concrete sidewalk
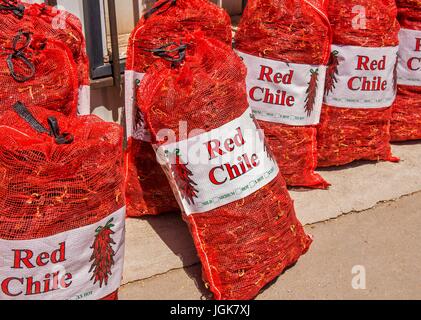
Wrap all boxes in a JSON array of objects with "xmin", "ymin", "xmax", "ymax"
[
  {"xmin": 120, "ymin": 142, "xmax": 421, "ymax": 300},
  {"xmin": 120, "ymin": 191, "xmax": 421, "ymax": 300}
]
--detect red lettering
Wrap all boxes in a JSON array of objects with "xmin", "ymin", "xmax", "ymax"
[
  {"xmin": 356, "ymin": 55, "xmax": 386, "ymax": 71},
  {"xmin": 205, "ymin": 128, "xmax": 245, "ymax": 160},
  {"xmin": 1, "ymin": 271, "xmax": 73, "ymax": 297},
  {"xmin": 50, "ymin": 242, "xmax": 66, "ymax": 264},
  {"xmin": 258, "ymin": 65, "xmax": 273, "ymax": 82},
  {"xmin": 1, "ymin": 278, "xmax": 23, "ymax": 297},
  {"xmin": 250, "ymin": 87, "xmax": 263, "ymax": 102},
  {"xmin": 408, "ymin": 57, "xmax": 421, "ymax": 71},
  {"xmin": 415, "ymin": 38, "xmax": 421, "ymax": 52},
  {"xmin": 61, "ymin": 273, "xmax": 72, "ymax": 289},
  {"xmin": 12, "ymin": 250, "xmax": 34, "ymax": 269},
  {"xmin": 206, "ymin": 140, "xmax": 224, "ymax": 160},
  {"xmin": 257, "ymin": 66, "xmax": 294, "ymax": 84},
  {"xmin": 348, "ymin": 76, "xmax": 387, "ymax": 91},
  {"xmin": 208, "ymin": 154, "xmax": 260, "ymax": 186},
  {"xmin": 12, "ymin": 242, "xmax": 66, "ymax": 270},
  {"xmin": 26, "ymin": 276, "xmax": 41, "ymax": 296},
  {"xmin": 250, "ymin": 154, "xmax": 260, "ymax": 167},
  {"xmin": 249, "ymin": 87, "xmax": 294, "ymax": 107},
  {"xmin": 36, "ymin": 252, "xmax": 50, "ymax": 267},
  {"xmin": 209, "ymin": 166, "xmax": 227, "ymax": 185}
]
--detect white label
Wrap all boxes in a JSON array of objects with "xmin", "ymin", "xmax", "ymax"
[
  {"xmin": 0, "ymin": 207, "xmax": 126, "ymax": 300},
  {"xmin": 236, "ymin": 50, "xmax": 326, "ymax": 126},
  {"xmin": 397, "ymin": 28, "xmax": 421, "ymax": 86},
  {"xmin": 77, "ymin": 85, "xmax": 91, "ymax": 116},
  {"xmin": 324, "ymin": 45, "xmax": 399, "ymax": 108},
  {"xmin": 125, "ymin": 70, "xmax": 151, "ymax": 141},
  {"xmin": 156, "ymin": 109, "xmax": 279, "ymax": 215}
]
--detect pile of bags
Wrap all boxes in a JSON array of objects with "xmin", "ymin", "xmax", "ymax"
[
  {"xmin": 124, "ymin": 0, "xmax": 419, "ymax": 300},
  {"xmin": 0, "ymin": 0, "xmax": 125, "ymax": 300}
]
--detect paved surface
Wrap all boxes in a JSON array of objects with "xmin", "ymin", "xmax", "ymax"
[{"xmin": 120, "ymin": 191, "xmax": 421, "ymax": 300}]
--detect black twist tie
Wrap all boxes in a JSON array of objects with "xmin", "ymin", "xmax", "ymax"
[
  {"xmin": 13, "ymin": 102, "xmax": 50, "ymax": 134},
  {"xmin": 6, "ymin": 31, "xmax": 36, "ymax": 82},
  {"xmin": 13, "ymin": 102, "xmax": 74, "ymax": 145},
  {"xmin": 0, "ymin": 0, "xmax": 24, "ymax": 18},
  {"xmin": 144, "ymin": 42, "xmax": 187, "ymax": 67},
  {"xmin": 47, "ymin": 117, "xmax": 74, "ymax": 145},
  {"xmin": 143, "ymin": 0, "xmax": 176, "ymax": 20}
]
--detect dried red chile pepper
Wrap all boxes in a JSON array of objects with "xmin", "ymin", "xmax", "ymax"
[
  {"xmin": 0, "ymin": 0, "xmax": 90, "ymax": 114},
  {"xmin": 234, "ymin": 0, "xmax": 331, "ymax": 189},
  {"xmin": 317, "ymin": 0, "xmax": 400, "ymax": 167},
  {"xmin": 125, "ymin": 0, "xmax": 232, "ymax": 217},
  {"xmin": 390, "ymin": 0, "xmax": 421, "ymax": 142},
  {"xmin": 0, "ymin": 105, "xmax": 125, "ymax": 300},
  {"xmin": 139, "ymin": 34, "xmax": 311, "ymax": 300},
  {"xmin": 0, "ymin": 31, "xmax": 78, "ymax": 115}
]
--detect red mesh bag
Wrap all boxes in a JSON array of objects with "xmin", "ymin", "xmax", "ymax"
[
  {"xmin": 390, "ymin": 0, "xmax": 421, "ymax": 141},
  {"xmin": 317, "ymin": 0, "xmax": 400, "ymax": 167},
  {"xmin": 0, "ymin": 31, "xmax": 78, "ymax": 115},
  {"xmin": 234, "ymin": 0, "xmax": 331, "ymax": 189},
  {"xmin": 0, "ymin": 103, "xmax": 125, "ymax": 300},
  {"xmin": 138, "ymin": 33, "xmax": 312, "ymax": 300},
  {"xmin": 0, "ymin": 0, "xmax": 90, "ymax": 114},
  {"xmin": 125, "ymin": 0, "xmax": 232, "ymax": 217}
]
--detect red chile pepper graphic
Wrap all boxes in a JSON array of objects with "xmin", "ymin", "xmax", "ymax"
[
  {"xmin": 324, "ymin": 50, "xmax": 340, "ymax": 96},
  {"xmin": 89, "ymin": 219, "xmax": 116, "ymax": 288},
  {"xmin": 305, "ymin": 69, "xmax": 320, "ymax": 117},
  {"xmin": 167, "ymin": 149, "xmax": 199, "ymax": 205}
]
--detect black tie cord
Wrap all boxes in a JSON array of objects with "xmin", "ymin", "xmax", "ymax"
[
  {"xmin": 0, "ymin": 0, "xmax": 25, "ymax": 19},
  {"xmin": 5, "ymin": 31, "xmax": 36, "ymax": 82},
  {"xmin": 13, "ymin": 102, "xmax": 74, "ymax": 145},
  {"xmin": 144, "ymin": 42, "xmax": 187, "ymax": 67},
  {"xmin": 143, "ymin": 0, "xmax": 176, "ymax": 20}
]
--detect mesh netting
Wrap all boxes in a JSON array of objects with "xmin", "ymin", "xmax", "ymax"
[
  {"xmin": 390, "ymin": 0, "xmax": 421, "ymax": 142},
  {"xmin": 126, "ymin": 0, "xmax": 232, "ymax": 74},
  {"xmin": 0, "ymin": 0, "xmax": 90, "ymax": 112},
  {"xmin": 0, "ymin": 31, "xmax": 78, "ymax": 115},
  {"xmin": 138, "ymin": 34, "xmax": 312, "ymax": 300},
  {"xmin": 25, "ymin": 2, "xmax": 90, "ymax": 88},
  {"xmin": 317, "ymin": 0, "xmax": 400, "ymax": 167},
  {"xmin": 0, "ymin": 105, "xmax": 124, "ymax": 300},
  {"xmin": 234, "ymin": 0, "xmax": 330, "ymax": 189},
  {"xmin": 125, "ymin": 0, "xmax": 232, "ymax": 217},
  {"xmin": 0, "ymin": 106, "xmax": 124, "ymax": 241}
]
